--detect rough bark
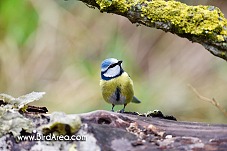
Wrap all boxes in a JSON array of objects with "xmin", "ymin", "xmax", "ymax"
[
  {"xmin": 1, "ymin": 110, "xmax": 227, "ymax": 151},
  {"xmin": 77, "ymin": 0, "xmax": 227, "ymax": 61}
]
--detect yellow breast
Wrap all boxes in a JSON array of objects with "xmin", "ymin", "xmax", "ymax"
[{"xmin": 100, "ymin": 72, "xmax": 134, "ymax": 105}]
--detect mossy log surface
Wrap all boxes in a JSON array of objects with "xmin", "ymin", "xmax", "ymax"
[
  {"xmin": 78, "ymin": 0, "xmax": 227, "ymax": 61},
  {"xmin": 1, "ymin": 110, "xmax": 227, "ymax": 151}
]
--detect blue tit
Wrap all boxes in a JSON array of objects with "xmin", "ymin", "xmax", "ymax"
[{"xmin": 100, "ymin": 58, "xmax": 141, "ymax": 112}]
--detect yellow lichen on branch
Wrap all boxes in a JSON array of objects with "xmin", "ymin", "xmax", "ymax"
[
  {"xmin": 79, "ymin": 0, "xmax": 227, "ymax": 60},
  {"xmin": 96, "ymin": 0, "xmax": 142, "ymax": 12},
  {"xmin": 141, "ymin": 0, "xmax": 227, "ymax": 42},
  {"xmin": 95, "ymin": 0, "xmax": 227, "ymax": 42}
]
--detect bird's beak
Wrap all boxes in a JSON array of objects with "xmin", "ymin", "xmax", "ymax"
[{"xmin": 118, "ymin": 60, "xmax": 123, "ymax": 65}]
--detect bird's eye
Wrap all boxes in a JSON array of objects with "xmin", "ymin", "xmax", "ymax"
[{"xmin": 109, "ymin": 64, "xmax": 115, "ymax": 68}]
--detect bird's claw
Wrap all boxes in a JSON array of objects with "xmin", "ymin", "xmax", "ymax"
[{"xmin": 119, "ymin": 109, "xmax": 125, "ymax": 113}]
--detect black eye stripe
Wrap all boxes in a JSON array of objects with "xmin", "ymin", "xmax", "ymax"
[
  {"xmin": 102, "ymin": 64, "xmax": 117, "ymax": 74},
  {"xmin": 108, "ymin": 63, "xmax": 118, "ymax": 69}
]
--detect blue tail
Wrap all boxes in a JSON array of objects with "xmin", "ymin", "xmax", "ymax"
[{"xmin": 131, "ymin": 96, "xmax": 141, "ymax": 103}]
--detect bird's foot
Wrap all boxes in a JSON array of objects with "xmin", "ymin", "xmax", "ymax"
[
  {"xmin": 111, "ymin": 104, "xmax": 115, "ymax": 112},
  {"xmin": 119, "ymin": 109, "xmax": 125, "ymax": 113}
]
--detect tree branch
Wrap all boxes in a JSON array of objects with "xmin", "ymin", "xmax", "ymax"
[{"xmin": 78, "ymin": 0, "xmax": 227, "ymax": 61}]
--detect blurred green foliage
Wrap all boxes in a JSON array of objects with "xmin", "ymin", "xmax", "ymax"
[
  {"xmin": 0, "ymin": 0, "xmax": 38, "ymax": 45},
  {"xmin": 0, "ymin": 0, "xmax": 227, "ymax": 124}
]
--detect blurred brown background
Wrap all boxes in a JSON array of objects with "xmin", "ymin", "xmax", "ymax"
[{"xmin": 0, "ymin": 0, "xmax": 226, "ymax": 123}]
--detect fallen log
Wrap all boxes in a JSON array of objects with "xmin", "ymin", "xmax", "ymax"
[{"xmin": 1, "ymin": 109, "xmax": 227, "ymax": 151}]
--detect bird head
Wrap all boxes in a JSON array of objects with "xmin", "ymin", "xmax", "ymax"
[{"xmin": 101, "ymin": 58, "xmax": 124, "ymax": 80}]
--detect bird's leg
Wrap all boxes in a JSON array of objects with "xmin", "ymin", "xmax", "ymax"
[
  {"xmin": 120, "ymin": 104, "xmax": 127, "ymax": 113},
  {"xmin": 111, "ymin": 104, "xmax": 115, "ymax": 112}
]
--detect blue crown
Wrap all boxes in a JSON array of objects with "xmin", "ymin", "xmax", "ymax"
[{"xmin": 101, "ymin": 58, "xmax": 118, "ymax": 72}]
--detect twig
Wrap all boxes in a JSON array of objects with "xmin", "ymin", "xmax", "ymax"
[{"xmin": 188, "ymin": 84, "xmax": 227, "ymax": 117}]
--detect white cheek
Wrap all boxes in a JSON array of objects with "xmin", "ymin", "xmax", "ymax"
[
  {"xmin": 101, "ymin": 67, "xmax": 108, "ymax": 72},
  {"xmin": 104, "ymin": 65, "xmax": 120, "ymax": 77}
]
